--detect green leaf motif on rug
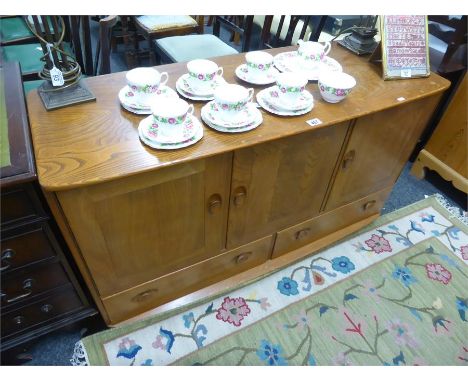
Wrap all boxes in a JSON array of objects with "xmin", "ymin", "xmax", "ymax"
[{"xmin": 174, "ymin": 239, "xmax": 468, "ymax": 366}]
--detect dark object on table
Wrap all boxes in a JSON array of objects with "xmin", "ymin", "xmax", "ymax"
[{"xmin": 337, "ymin": 16, "xmax": 379, "ymax": 55}]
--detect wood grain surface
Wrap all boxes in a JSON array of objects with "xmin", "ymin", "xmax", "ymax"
[{"xmin": 26, "ymin": 44, "xmax": 450, "ymax": 191}]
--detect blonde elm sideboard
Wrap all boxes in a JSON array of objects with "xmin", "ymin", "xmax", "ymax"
[{"xmin": 26, "ymin": 45, "xmax": 449, "ymax": 325}]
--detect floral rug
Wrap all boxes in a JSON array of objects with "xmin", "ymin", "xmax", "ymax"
[{"xmin": 72, "ymin": 195, "xmax": 468, "ymax": 366}]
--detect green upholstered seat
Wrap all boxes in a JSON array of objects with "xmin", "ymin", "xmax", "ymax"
[
  {"xmin": 0, "ymin": 17, "xmax": 34, "ymax": 44},
  {"xmin": 155, "ymin": 34, "xmax": 238, "ymax": 63},
  {"xmin": 1, "ymin": 42, "xmax": 72, "ymax": 75}
]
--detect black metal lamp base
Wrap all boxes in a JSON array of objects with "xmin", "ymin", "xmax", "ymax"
[
  {"xmin": 338, "ymin": 28, "xmax": 379, "ymax": 56},
  {"xmin": 38, "ymin": 79, "xmax": 96, "ymax": 111}
]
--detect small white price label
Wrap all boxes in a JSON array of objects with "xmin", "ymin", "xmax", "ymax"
[
  {"xmin": 50, "ymin": 66, "xmax": 64, "ymax": 86},
  {"xmin": 306, "ymin": 118, "xmax": 323, "ymax": 127},
  {"xmin": 401, "ymin": 69, "xmax": 412, "ymax": 78}
]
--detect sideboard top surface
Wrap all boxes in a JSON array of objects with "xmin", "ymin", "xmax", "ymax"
[{"xmin": 27, "ymin": 44, "xmax": 450, "ymax": 191}]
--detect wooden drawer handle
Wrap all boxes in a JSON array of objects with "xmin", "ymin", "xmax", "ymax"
[
  {"xmin": 1, "ymin": 279, "xmax": 34, "ymax": 304},
  {"xmin": 207, "ymin": 194, "xmax": 222, "ymax": 215},
  {"xmin": 1, "ymin": 249, "xmax": 15, "ymax": 272},
  {"xmin": 132, "ymin": 288, "xmax": 159, "ymax": 303},
  {"xmin": 295, "ymin": 228, "xmax": 311, "ymax": 240},
  {"xmin": 342, "ymin": 150, "xmax": 356, "ymax": 170},
  {"xmin": 233, "ymin": 187, "xmax": 247, "ymax": 207},
  {"xmin": 362, "ymin": 200, "xmax": 376, "ymax": 211},
  {"xmin": 235, "ymin": 251, "xmax": 252, "ymax": 264}
]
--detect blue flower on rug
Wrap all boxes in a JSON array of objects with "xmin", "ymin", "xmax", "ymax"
[
  {"xmin": 331, "ymin": 256, "xmax": 355, "ymax": 274},
  {"xmin": 141, "ymin": 359, "xmax": 153, "ymax": 366},
  {"xmin": 256, "ymin": 340, "xmax": 287, "ymax": 366},
  {"xmin": 419, "ymin": 213, "xmax": 435, "ymax": 223},
  {"xmin": 456, "ymin": 297, "xmax": 467, "ymax": 322},
  {"xmin": 277, "ymin": 277, "xmax": 299, "ymax": 296},
  {"xmin": 183, "ymin": 312, "xmax": 194, "ymax": 328},
  {"xmin": 116, "ymin": 338, "xmax": 142, "ymax": 360},
  {"xmin": 410, "ymin": 220, "xmax": 425, "ymax": 234},
  {"xmin": 392, "ymin": 265, "xmax": 417, "ymax": 287}
]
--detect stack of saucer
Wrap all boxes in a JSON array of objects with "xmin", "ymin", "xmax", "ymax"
[
  {"xmin": 119, "ymin": 67, "xmax": 178, "ymax": 115},
  {"xmin": 256, "ymin": 72, "xmax": 314, "ymax": 116},
  {"xmin": 176, "ymin": 59, "xmax": 226, "ymax": 101},
  {"xmin": 201, "ymin": 83, "xmax": 262, "ymax": 133},
  {"xmin": 235, "ymin": 51, "xmax": 280, "ymax": 85},
  {"xmin": 138, "ymin": 97, "xmax": 203, "ymax": 150}
]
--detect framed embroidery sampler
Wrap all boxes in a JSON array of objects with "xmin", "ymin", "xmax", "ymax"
[{"xmin": 379, "ymin": 15, "xmax": 430, "ymax": 80}]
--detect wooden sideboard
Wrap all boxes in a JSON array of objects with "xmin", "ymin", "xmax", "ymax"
[
  {"xmin": 1, "ymin": 62, "xmax": 96, "ymax": 359},
  {"xmin": 26, "ymin": 45, "xmax": 449, "ymax": 325}
]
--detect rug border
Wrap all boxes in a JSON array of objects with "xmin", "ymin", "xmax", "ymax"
[{"xmin": 81, "ymin": 194, "xmax": 467, "ymax": 365}]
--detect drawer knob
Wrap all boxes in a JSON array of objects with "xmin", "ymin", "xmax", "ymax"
[
  {"xmin": 233, "ymin": 187, "xmax": 247, "ymax": 207},
  {"xmin": 342, "ymin": 150, "xmax": 356, "ymax": 170},
  {"xmin": 295, "ymin": 228, "xmax": 311, "ymax": 240},
  {"xmin": 362, "ymin": 200, "xmax": 376, "ymax": 211},
  {"xmin": 1, "ymin": 249, "xmax": 15, "ymax": 272},
  {"xmin": 13, "ymin": 316, "xmax": 25, "ymax": 325},
  {"xmin": 235, "ymin": 252, "xmax": 252, "ymax": 264},
  {"xmin": 41, "ymin": 304, "xmax": 54, "ymax": 313},
  {"xmin": 132, "ymin": 288, "xmax": 158, "ymax": 303},
  {"xmin": 207, "ymin": 194, "xmax": 222, "ymax": 215}
]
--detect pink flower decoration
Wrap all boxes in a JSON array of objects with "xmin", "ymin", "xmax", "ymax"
[
  {"xmin": 127, "ymin": 92, "xmax": 134, "ymax": 97},
  {"xmin": 386, "ymin": 319, "xmax": 419, "ymax": 348},
  {"xmin": 364, "ymin": 234, "xmax": 392, "ymax": 254},
  {"xmin": 198, "ymin": 74, "xmax": 204, "ymax": 80},
  {"xmin": 361, "ymin": 279, "xmax": 382, "ymax": 304},
  {"xmin": 168, "ymin": 118, "xmax": 176, "ymax": 125},
  {"xmin": 460, "ymin": 245, "xmax": 468, "ymax": 260},
  {"xmin": 259, "ymin": 298, "xmax": 271, "ymax": 311},
  {"xmin": 332, "ymin": 352, "xmax": 353, "ymax": 366},
  {"xmin": 216, "ymin": 296, "xmax": 251, "ymax": 327},
  {"xmin": 425, "ymin": 263, "xmax": 452, "ymax": 285},
  {"xmin": 271, "ymin": 91, "xmax": 279, "ymax": 98},
  {"xmin": 292, "ymin": 309, "xmax": 311, "ymax": 331},
  {"xmin": 280, "ymin": 87, "xmax": 287, "ymax": 93},
  {"xmin": 258, "ymin": 64, "xmax": 264, "ymax": 70},
  {"xmin": 131, "ymin": 85, "xmax": 137, "ymax": 90},
  {"xmin": 152, "ymin": 335, "xmax": 165, "ymax": 350},
  {"xmin": 222, "ymin": 104, "xmax": 228, "ymax": 110}
]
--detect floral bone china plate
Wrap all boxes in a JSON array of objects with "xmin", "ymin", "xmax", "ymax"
[
  {"xmin": 256, "ymin": 88, "xmax": 314, "ymax": 116},
  {"xmin": 235, "ymin": 64, "xmax": 280, "ymax": 85},
  {"xmin": 119, "ymin": 85, "xmax": 179, "ymax": 114},
  {"xmin": 265, "ymin": 86, "xmax": 314, "ymax": 111}
]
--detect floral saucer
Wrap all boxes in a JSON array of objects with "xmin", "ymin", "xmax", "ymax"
[
  {"xmin": 138, "ymin": 114, "xmax": 203, "ymax": 150},
  {"xmin": 201, "ymin": 101, "xmax": 259, "ymax": 128},
  {"xmin": 273, "ymin": 51, "xmax": 342, "ymax": 81},
  {"xmin": 256, "ymin": 88, "xmax": 314, "ymax": 116},
  {"xmin": 234, "ymin": 64, "xmax": 280, "ymax": 85},
  {"xmin": 201, "ymin": 104, "xmax": 262, "ymax": 133},
  {"xmin": 119, "ymin": 85, "xmax": 179, "ymax": 115},
  {"xmin": 175, "ymin": 74, "xmax": 226, "ymax": 99},
  {"xmin": 265, "ymin": 86, "xmax": 314, "ymax": 111}
]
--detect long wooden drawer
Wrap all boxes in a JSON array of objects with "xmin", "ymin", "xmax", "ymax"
[
  {"xmin": 272, "ymin": 187, "xmax": 392, "ymax": 258},
  {"xmin": 1, "ymin": 288, "xmax": 83, "ymax": 338},
  {"xmin": 1, "ymin": 184, "xmax": 46, "ymax": 228},
  {"xmin": 1, "ymin": 222, "xmax": 60, "ymax": 273},
  {"xmin": 102, "ymin": 235, "xmax": 273, "ymax": 324},
  {"xmin": 1, "ymin": 262, "xmax": 70, "ymax": 311}
]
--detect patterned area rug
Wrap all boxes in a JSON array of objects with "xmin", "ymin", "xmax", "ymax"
[{"xmin": 72, "ymin": 195, "xmax": 468, "ymax": 366}]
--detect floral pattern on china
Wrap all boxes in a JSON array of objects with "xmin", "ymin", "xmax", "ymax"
[
  {"xmin": 206, "ymin": 101, "xmax": 257, "ymax": 128},
  {"xmin": 213, "ymin": 100, "xmax": 248, "ymax": 112},
  {"xmin": 189, "ymin": 71, "xmax": 218, "ymax": 81},
  {"xmin": 246, "ymin": 62, "xmax": 272, "ymax": 71},
  {"xmin": 268, "ymin": 86, "xmax": 313, "ymax": 111},
  {"xmin": 125, "ymin": 86, "xmax": 171, "ymax": 100},
  {"xmin": 319, "ymin": 84, "xmax": 352, "ymax": 97}
]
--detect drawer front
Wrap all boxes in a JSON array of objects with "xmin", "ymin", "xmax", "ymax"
[
  {"xmin": 1, "ymin": 222, "xmax": 59, "ymax": 273},
  {"xmin": 1, "ymin": 262, "xmax": 70, "ymax": 310},
  {"xmin": 272, "ymin": 187, "xmax": 392, "ymax": 258},
  {"xmin": 1, "ymin": 184, "xmax": 46, "ymax": 228},
  {"xmin": 102, "ymin": 235, "xmax": 273, "ymax": 324},
  {"xmin": 1, "ymin": 288, "xmax": 83, "ymax": 338}
]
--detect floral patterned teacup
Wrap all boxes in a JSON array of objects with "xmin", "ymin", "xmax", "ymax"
[
  {"xmin": 126, "ymin": 67, "xmax": 169, "ymax": 107},
  {"xmin": 186, "ymin": 59, "xmax": 224, "ymax": 94},
  {"xmin": 213, "ymin": 84, "xmax": 254, "ymax": 122},
  {"xmin": 245, "ymin": 51, "xmax": 273, "ymax": 80},
  {"xmin": 275, "ymin": 72, "xmax": 308, "ymax": 106},
  {"xmin": 297, "ymin": 39, "xmax": 331, "ymax": 70},
  {"xmin": 318, "ymin": 72, "xmax": 356, "ymax": 103},
  {"xmin": 150, "ymin": 97, "xmax": 194, "ymax": 141}
]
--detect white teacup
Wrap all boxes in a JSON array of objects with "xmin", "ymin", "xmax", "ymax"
[
  {"xmin": 213, "ymin": 84, "xmax": 254, "ymax": 121},
  {"xmin": 126, "ymin": 67, "xmax": 169, "ymax": 106},
  {"xmin": 297, "ymin": 39, "xmax": 331, "ymax": 69},
  {"xmin": 275, "ymin": 72, "xmax": 308, "ymax": 105},
  {"xmin": 186, "ymin": 59, "xmax": 223, "ymax": 93},
  {"xmin": 245, "ymin": 51, "xmax": 273, "ymax": 79},
  {"xmin": 318, "ymin": 72, "xmax": 356, "ymax": 103},
  {"xmin": 151, "ymin": 97, "xmax": 194, "ymax": 141}
]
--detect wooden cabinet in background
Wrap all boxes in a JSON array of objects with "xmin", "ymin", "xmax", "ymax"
[{"xmin": 26, "ymin": 46, "xmax": 449, "ymax": 325}]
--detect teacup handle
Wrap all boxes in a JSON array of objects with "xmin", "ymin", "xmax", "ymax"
[
  {"xmin": 217, "ymin": 67, "xmax": 224, "ymax": 77},
  {"xmin": 323, "ymin": 42, "xmax": 331, "ymax": 56},
  {"xmin": 160, "ymin": 72, "xmax": 169, "ymax": 86},
  {"xmin": 297, "ymin": 39, "xmax": 304, "ymax": 46},
  {"xmin": 187, "ymin": 104, "xmax": 194, "ymax": 116},
  {"xmin": 247, "ymin": 88, "xmax": 254, "ymax": 102}
]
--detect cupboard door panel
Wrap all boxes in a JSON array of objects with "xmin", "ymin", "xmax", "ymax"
[
  {"xmin": 57, "ymin": 154, "xmax": 232, "ymax": 297},
  {"xmin": 325, "ymin": 95, "xmax": 441, "ymax": 211},
  {"xmin": 227, "ymin": 122, "xmax": 348, "ymax": 248}
]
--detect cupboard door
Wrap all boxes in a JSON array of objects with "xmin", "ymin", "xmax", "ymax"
[
  {"xmin": 227, "ymin": 122, "xmax": 348, "ymax": 248},
  {"xmin": 325, "ymin": 95, "xmax": 441, "ymax": 211},
  {"xmin": 57, "ymin": 154, "xmax": 232, "ymax": 297}
]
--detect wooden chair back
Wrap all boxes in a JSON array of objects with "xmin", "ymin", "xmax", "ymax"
[
  {"xmin": 212, "ymin": 16, "xmax": 254, "ymax": 52},
  {"xmin": 94, "ymin": 15, "xmax": 118, "ymax": 75}
]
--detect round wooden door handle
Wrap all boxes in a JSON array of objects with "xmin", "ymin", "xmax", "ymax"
[
  {"xmin": 342, "ymin": 150, "xmax": 356, "ymax": 170},
  {"xmin": 233, "ymin": 187, "xmax": 247, "ymax": 206},
  {"xmin": 362, "ymin": 200, "xmax": 376, "ymax": 211},
  {"xmin": 208, "ymin": 194, "xmax": 222, "ymax": 214},
  {"xmin": 295, "ymin": 228, "xmax": 311, "ymax": 240},
  {"xmin": 235, "ymin": 252, "xmax": 252, "ymax": 264},
  {"xmin": 132, "ymin": 288, "xmax": 158, "ymax": 303}
]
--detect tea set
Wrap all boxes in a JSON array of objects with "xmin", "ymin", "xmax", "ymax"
[{"xmin": 118, "ymin": 41, "xmax": 357, "ymax": 150}]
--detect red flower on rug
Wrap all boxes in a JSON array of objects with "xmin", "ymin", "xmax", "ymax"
[
  {"xmin": 216, "ymin": 297, "xmax": 251, "ymax": 327},
  {"xmin": 425, "ymin": 263, "xmax": 452, "ymax": 285},
  {"xmin": 364, "ymin": 234, "xmax": 392, "ymax": 254},
  {"xmin": 460, "ymin": 245, "xmax": 468, "ymax": 261}
]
